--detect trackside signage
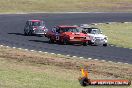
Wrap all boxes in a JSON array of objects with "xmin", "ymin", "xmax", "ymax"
[
  {"xmin": 78, "ymin": 68, "xmax": 131, "ymax": 86},
  {"xmin": 90, "ymin": 79, "xmax": 131, "ymax": 85}
]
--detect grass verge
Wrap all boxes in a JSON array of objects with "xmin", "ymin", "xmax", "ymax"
[
  {"xmin": 0, "ymin": 45, "xmax": 132, "ymax": 88},
  {"xmin": 1, "ymin": 0, "xmax": 132, "ymax": 13},
  {"xmin": 93, "ymin": 22, "xmax": 132, "ymax": 48}
]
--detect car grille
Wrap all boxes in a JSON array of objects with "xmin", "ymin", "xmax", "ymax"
[{"xmin": 74, "ymin": 37, "xmax": 85, "ymax": 40}]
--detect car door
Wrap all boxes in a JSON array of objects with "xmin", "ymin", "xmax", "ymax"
[{"xmin": 55, "ymin": 27, "xmax": 61, "ymax": 41}]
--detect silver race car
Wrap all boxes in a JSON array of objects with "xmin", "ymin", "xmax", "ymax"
[{"xmin": 24, "ymin": 20, "xmax": 48, "ymax": 36}]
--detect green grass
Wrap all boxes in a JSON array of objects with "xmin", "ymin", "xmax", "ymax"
[
  {"xmin": 0, "ymin": 58, "xmax": 131, "ymax": 88},
  {"xmin": 1, "ymin": 0, "xmax": 132, "ymax": 13},
  {"xmin": 94, "ymin": 23, "xmax": 132, "ymax": 48}
]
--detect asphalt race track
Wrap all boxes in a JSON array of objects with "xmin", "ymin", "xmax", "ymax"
[{"xmin": 0, "ymin": 13, "xmax": 132, "ymax": 64}]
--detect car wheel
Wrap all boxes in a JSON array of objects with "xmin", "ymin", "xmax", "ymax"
[
  {"xmin": 49, "ymin": 38, "xmax": 54, "ymax": 44},
  {"xmin": 88, "ymin": 41, "xmax": 92, "ymax": 45},
  {"xmin": 103, "ymin": 43, "xmax": 107, "ymax": 47},
  {"xmin": 83, "ymin": 42, "xmax": 88, "ymax": 46},
  {"xmin": 24, "ymin": 32, "xmax": 27, "ymax": 36},
  {"xmin": 24, "ymin": 29, "xmax": 28, "ymax": 36},
  {"xmin": 28, "ymin": 30, "xmax": 33, "ymax": 36},
  {"xmin": 63, "ymin": 39, "xmax": 68, "ymax": 45}
]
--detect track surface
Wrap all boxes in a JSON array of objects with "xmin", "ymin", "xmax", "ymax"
[{"xmin": 0, "ymin": 13, "xmax": 132, "ymax": 63}]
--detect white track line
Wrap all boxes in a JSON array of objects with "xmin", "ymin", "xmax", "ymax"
[
  {"xmin": 88, "ymin": 58, "xmax": 92, "ymax": 60},
  {"xmin": 57, "ymin": 54, "xmax": 61, "ymax": 55},
  {"xmin": 24, "ymin": 49, "xmax": 28, "ymax": 51},
  {"xmin": 101, "ymin": 60, "xmax": 106, "ymax": 62},
  {"xmin": 38, "ymin": 51, "xmax": 42, "ymax": 53},
  {"xmin": 30, "ymin": 50, "xmax": 35, "ymax": 52},
  {"xmin": 79, "ymin": 57, "xmax": 84, "ymax": 59},
  {"xmin": 0, "ymin": 45, "xmax": 3, "ymax": 47},
  {"xmin": 12, "ymin": 47, "xmax": 16, "ymax": 49},
  {"xmin": 72, "ymin": 56, "xmax": 77, "ymax": 58},
  {"xmin": 51, "ymin": 53, "xmax": 55, "ymax": 55},
  {"xmin": 66, "ymin": 55, "xmax": 70, "ymax": 57}
]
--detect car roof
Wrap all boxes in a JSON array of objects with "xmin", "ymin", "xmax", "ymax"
[
  {"xmin": 57, "ymin": 25, "xmax": 78, "ymax": 28},
  {"xmin": 28, "ymin": 20, "xmax": 43, "ymax": 22}
]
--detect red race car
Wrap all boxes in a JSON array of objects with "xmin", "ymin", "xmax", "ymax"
[{"xmin": 46, "ymin": 25, "xmax": 90, "ymax": 46}]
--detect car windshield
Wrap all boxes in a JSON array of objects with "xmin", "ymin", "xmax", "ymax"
[
  {"xmin": 85, "ymin": 28, "xmax": 102, "ymax": 34},
  {"xmin": 60, "ymin": 27, "xmax": 80, "ymax": 33},
  {"xmin": 32, "ymin": 21, "xmax": 44, "ymax": 26},
  {"xmin": 90, "ymin": 29, "xmax": 102, "ymax": 34}
]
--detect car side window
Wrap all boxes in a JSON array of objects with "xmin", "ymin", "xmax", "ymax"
[
  {"xmin": 52, "ymin": 27, "xmax": 56, "ymax": 33},
  {"xmin": 56, "ymin": 28, "xmax": 60, "ymax": 33}
]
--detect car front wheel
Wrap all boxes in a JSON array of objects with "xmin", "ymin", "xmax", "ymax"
[
  {"xmin": 62, "ymin": 39, "xmax": 68, "ymax": 45},
  {"xmin": 103, "ymin": 43, "xmax": 107, "ymax": 47},
  {"xmin": 83, "ymin": 42, "xmax": 88, "ymax": 46}
]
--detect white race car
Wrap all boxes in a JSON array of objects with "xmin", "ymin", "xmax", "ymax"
[{"xmin": 80, "ymin": 24, "xmax": 108, "ymax": 46}]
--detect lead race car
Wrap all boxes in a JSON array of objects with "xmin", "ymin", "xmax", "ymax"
[
  {"xmin": 24, "ymin": 20, "xmax": 48, "ymax": 36},
  {"xmin": 80, "ymin": 24, "xmax": 108, "ymax": 46},
  {"xmin": 46, "ymin": 25, "xmax": 90, "ymax": 46}
]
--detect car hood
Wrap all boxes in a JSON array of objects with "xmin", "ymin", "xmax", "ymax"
[
  {"xmin": 88, "ymin": 34, "xmax": 106, "ymax": 38},
  {"xmin": 64, "ymin": 32, "xmax": 87, "ymax": 37}
]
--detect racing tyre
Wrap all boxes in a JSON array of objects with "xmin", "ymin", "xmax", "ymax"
[
  {"xmin": 24, "ymin": 29, "xmax": 28, "ymax": 36},
  {"xmin": 24, "ymin": 32, "xmax": 28, "ymax": 36},
  {"xmin": 28, "ymin": 30, "xmax": 33, "ymax": 36},
  {"xmin": 49, "ymin": 38, "xmax": 54, "ymax": 44},
  {"xmin": 83, "ymin": 42, "xmax": 88, "ymax": 46},
  {"xmin": 63, "ymin": 39, "xmax": 68, "ymax": 45},
  {"xmin": 103, "ymin": 43, "xmax": 107, "ymax": 47}
]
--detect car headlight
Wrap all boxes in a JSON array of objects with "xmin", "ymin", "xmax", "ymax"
[
  {"xmin": 104, "ymin": 36, "xmax": 108, "ymax": 40},
  {"xmin": 70, "ymin": 37, "xmax": 74, "ymax": 39}
]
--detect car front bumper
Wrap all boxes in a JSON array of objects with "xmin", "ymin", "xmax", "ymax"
[
  {"xmin": 91, "ymin": 39, "xmax": 107, "ymax": 45},
  {"xmin": 33, "ymin": 30, "xmax": 47, "ymax": 35}
]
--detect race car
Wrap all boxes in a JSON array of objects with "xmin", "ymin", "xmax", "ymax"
[
  {"xmin": 80, "ymin": 24, "xmax": 108, "ymax": 46},
  {"xmin": 24, "ymin": 20, "xmax": 48, "ymax": 36},
  {"xmin": 46, "ymin": 25, "xmax": 90, "ymax": 46}
]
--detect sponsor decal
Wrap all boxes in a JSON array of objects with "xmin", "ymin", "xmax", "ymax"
[{"xmin": 78, "ymin": 67, "xmax": 131, "ymax": 86}]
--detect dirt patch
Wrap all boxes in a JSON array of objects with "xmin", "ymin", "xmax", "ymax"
[{"xmin": 0, "ymin": 46, "xmax": 132, "ymax": 80}]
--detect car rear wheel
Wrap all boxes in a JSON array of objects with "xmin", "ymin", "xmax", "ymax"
[
  {"xmin": 49, "ymin": 38, "xmax": 54, "ymax": 44},
  {"xmin": 63, "ymin": 39, "xmax": 68, "ymax": 45},
  {"xmin": 103, "ymin": 43, "xmax": 107, "ymax": 47}
]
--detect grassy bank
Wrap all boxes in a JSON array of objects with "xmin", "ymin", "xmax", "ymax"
[
  {"xmin": 0, "ymin": 46, "xmax": 132, "ymax": 88},
  {"xmin": 1, "ymin": 0, "xmax": 132, "ymax": 13},
  {"xmin": 94, "ymin": 23, "xmax": 132, "ymax": 48}
]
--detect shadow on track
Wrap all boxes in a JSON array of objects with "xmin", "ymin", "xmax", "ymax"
[
  {"xmin": 8, "ymin": 33, "xmax": 25, "ymax": 36},
  {"xmin": 29, "ymin": 40, "xmax": 50, "ymax": 44},
  {"xmin": 29, "ymin": 39, "xmax": 89, "ymax": 46},
  {"xmin": 8, "ymin": 33, "xmax": 44, "ymax": 37}
]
